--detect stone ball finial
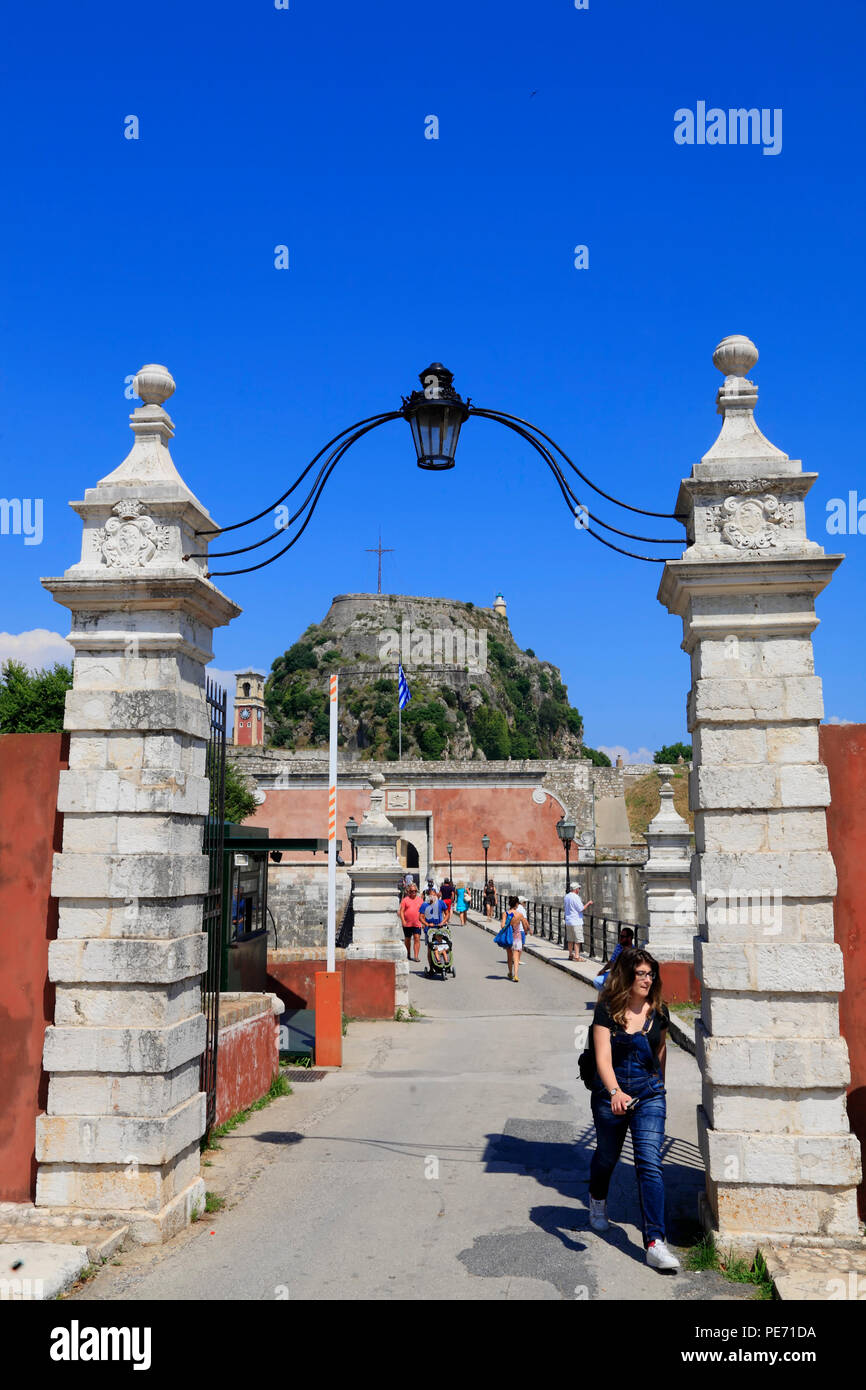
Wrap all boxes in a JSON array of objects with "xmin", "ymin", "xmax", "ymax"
[
  {"xmin": 133, "ymin": 364, "xmax": 176, "ymax": 406},
  {"xmin": 713, "ymin": 335, "xmax": 758, "ymax": 379}
]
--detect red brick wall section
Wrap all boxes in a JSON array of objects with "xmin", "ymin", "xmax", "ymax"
[
  {"xmin": 214, "ymin": 1004, "xmax": 279, "ymax": 1129},
  {"xmin": 246, "ymin": 785, "xmax": 566, "ymax": 864},
  {"xmin": 0, "ymin": 733, "xmax": 67, "ymax": 1201},
  {"xmin": 820, "ymin": 723, "xmax": 866, "ymax": 1218},
  {"xmin": 268, "ymin": 959, "xmax": 395, "ymax": 1019}
]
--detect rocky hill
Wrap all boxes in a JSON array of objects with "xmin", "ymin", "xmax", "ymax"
[{"xmin": 264, "ymin": 592, "xmax": 587, "ymax": 761}]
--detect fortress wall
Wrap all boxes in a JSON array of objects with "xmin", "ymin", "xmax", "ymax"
[{"xmin": 232, "ymin": 749, "xmax": 640, "ymax": 947}]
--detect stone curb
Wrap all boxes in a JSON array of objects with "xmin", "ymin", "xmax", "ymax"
[
  {"xmin": 1, "ymin": 1241, "xmax": 91, "ymax": 1300},
  {"xmin": 465, "ymin": 910, "xmax": 697, "ymax": 1056}
]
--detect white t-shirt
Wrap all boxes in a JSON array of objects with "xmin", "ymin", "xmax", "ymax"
[{"xmin": 564, "ymin": 892, "xmax": 585, "ymax": 926}]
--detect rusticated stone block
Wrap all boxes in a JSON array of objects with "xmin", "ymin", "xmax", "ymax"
[
  {"xmin": 36, "ymin": 1141, "xmax": 203, "ymax": 1215},
  {"xmin": 778, "ymin": 763, "xmax": 831, "ymax": 808},
  {"xmin": 704, "ymin": 1085, "xmax": 849, "ymax": 1136},
  {"xmin": 697, "ymin": 849, "xmax": 837, "ymax": 900},
  {"xmin": 713, "ymin": 1181, "xmax": 861, "ymax": 1239},
  {"xmin": 695, "ymin": 941, "xmax": 844, "ymax": 993},
  {"xmin": 53, "ymin": 978, "xmax": 202, "ymax": 1028},
  {"xmin": 695, "ymin": 765, "xmax": 777, "ymax": 809},
  {"xmin": 57, "ymin": 897, "xmax": 205, "ymax": 940},
  {"xmin": 696, "ymin": 1023, "xmax": 852, "ymax": 1088},
  {"xmin": 691, "ymin": 675, "xmax": 825, "ymax": 724},
  {"xmin": 46, "ymin": 1060, "xmax": 201, "ymax": 1118},
  {"xmin": 61, "ymin": 813, "xmax": 204, "ymax": 857},
  {"xmin": 699, "ymin": 1117, "xmax": 861, "ymax": 1187},
  {"xmin": 43, "ymin": 1013, "xmax": 206, "ymax": 1074},
  {"xmin": 36, "ymin": 1093, "xmax": 206, "ymax": 1165},
  {"xmin": 701, "ymin": 988, "xmax": 840, "ymax": 1038},
  {"xmin": 52, "ymin": 850, "xmax": 209, "ymax": 900},
  {"xmin": 57, "ymin": 768, "xmax": 210, "ymax": 817},
  {"xmin": 693, "ymin": 725, "xmax": 767, "ymax": 764},
  {"xmin": 48, "ymin": 933, "xmax": 206, "ymax": 985},
  {"xmin": 63, "ymin": 689, "xmax": 209, "ymax": 739}
]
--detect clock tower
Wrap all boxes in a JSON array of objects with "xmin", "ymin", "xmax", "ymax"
[{"xmin": 233, "ymin": 669, "xmax": 266, "ymax": 746}]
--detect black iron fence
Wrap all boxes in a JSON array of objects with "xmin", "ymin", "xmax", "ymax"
[
  {"xmin": 336, "ymin": 894, "xmax": 354, "ymax": 948},
  {"xmin": 468, "ymin": 888, "xmax": 647, "ymax": 958},
  {"xmin": 201, "ymin": 677, "xmax": 227, "ymax": 1135}
]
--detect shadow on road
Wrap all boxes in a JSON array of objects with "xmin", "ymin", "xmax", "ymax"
[{"xmin": 482, "ymin": 1116, "xmax": 706, "ymax": 1260}]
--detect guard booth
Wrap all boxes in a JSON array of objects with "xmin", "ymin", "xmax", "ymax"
[{"xmin": 221, "ymin": 825, "xmax": 334, "ymax": 991}]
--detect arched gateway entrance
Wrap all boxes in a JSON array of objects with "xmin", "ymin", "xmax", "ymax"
[{"xmin": 36, "ymin": 342, "xmax": 860, "ymax": 1255}]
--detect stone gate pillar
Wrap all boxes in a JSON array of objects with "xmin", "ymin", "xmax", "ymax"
[
  {"xmin": 39, "ymin": 365, "xmax": 240, "ymax": 1242},
  {"xmin": 658, "ymin": 335, "xmax": 861, "ymax": 1251},
  {"xmin": 642, "ymin": 779, "xmax": 696, "ymax": 958},
  {"xmin": 346, "ymin": 773, "xmax": 408, "ymax": 1011}
]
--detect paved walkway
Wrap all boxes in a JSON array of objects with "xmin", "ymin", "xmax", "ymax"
[{"xmin": 76, "ymin": 918, "xmax": 753, "ymax": 1302}]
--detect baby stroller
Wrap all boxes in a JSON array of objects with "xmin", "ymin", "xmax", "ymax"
[{"xmin": 426, "ymin": 924, "xmax": 455, "ymax": 979}]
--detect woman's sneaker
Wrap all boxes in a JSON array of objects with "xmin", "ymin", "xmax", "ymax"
[
  {"xmin": 588, "ymin": 1198, "xmax": 609, "ymax": 1233},
  {"xmin": 646, "ymin": 1240, "xmax": 680, "ymax": 1272}
]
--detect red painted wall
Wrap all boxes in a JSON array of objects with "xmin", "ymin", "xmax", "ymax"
[
  {"xmin": 248, "ymin": 784, "xmax": 565, "ymax": 865},
  {"xmin": 0, "ymin": 733, "xmax": 67, "ymax": 1201},
  {"xmin": 820, "ymin": 723, "xmax": 866, "ymax": 1217},
  {"xmin": 413, "ymin": 786, "xmax": 564, "ymax": 861},
  {"xmin": 268, "ymin": 958, "xmax": 395, "ymax": 1019},
  {"xmin": 662, "ymin": 961, "xmax": 701, "ymax": 1006},
  {"xmin": 214, "ymin": 1002, "xmax": 279, "ymax": 1128}
]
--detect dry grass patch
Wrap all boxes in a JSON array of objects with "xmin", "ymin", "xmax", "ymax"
[{"xmin": 625, "ymin": 770, "xmax": 693, "ymax": 841}]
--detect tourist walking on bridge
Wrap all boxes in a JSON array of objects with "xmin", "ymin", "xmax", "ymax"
[
  {"xmin": 501, "ymin": 894, "xmax": 528, "ymax": 982},
  {"xmin": 483, "ymin": 880, "xmax": 497, "ymax": 919},
  {"xmin": 564, "ymin": 882, "xmax": 592, "ymax": 962},
  {"xmin": 454, "ymin": 881, "xmax": 469, "ymax": 925},
  {"xmin": 399, "ymin": 882, "xmax": 424, "ymax": 963},
  {"xmin": 587, "ymin": 948, "xmax": 680, "ymax": 1272}
]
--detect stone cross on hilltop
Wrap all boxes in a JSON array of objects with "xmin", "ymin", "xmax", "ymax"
[{"xmin": 365, "ymin": 530, "xmax": 393, "ymax": 594}]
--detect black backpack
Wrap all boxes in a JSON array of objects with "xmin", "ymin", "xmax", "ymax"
[
  {"xmin": 578, "ymin": 1009, "xmax": 658, "ymax": 1090},
  {"xmin": 577, "ymin": 1043, "xmax": 597, "ymax": 1090}
]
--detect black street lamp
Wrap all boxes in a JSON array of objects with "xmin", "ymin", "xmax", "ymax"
[
  {"xmin": 556, "ymin": 815, "xmax": 576, "ymax": 893},
  {"xmin": 401, "ymin": 364, "xmax": 470, "ymax": 471},
  {"xmin": 447, "ymin": 841, "xmax": 453, "ymax": 881},
  {"xmin": 481, "ymin": 833, "xmax": 490, "ymax": 889},
  {"xmin": 193, "ymin": 361, "xmax": 684, "ymax": 581},
  {"xmin": 345, "ymin": 815, "xmax": 358, "ymax": 865}
]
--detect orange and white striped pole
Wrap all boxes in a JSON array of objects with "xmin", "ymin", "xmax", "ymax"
[{"xmin": 315, "ymin": 671, "xmax": 342, "ymax": 1066}]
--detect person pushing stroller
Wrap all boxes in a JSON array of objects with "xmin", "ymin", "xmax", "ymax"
[{"xmin": 422, "ymin": 887, "xmax": 455, "ymax": 978}]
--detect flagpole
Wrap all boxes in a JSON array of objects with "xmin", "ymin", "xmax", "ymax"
[
  {"xmin": 326, "ymin": 672, "xmax": 338, "ymax": 973},
  {"xmin": 398, "ymin": 665, "xmax": 402, "ymax": 760}
]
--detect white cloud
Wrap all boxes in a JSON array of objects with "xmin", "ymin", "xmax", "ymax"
[
  {"xmin": 0, "ymin": 640, "xmax": 245, "ymax": 727},
  {"xmin": 0, "ymin": 629, "xmax": 74, "ymax": 670},
  {"xmin": 597, "ymin": 743, "xmax": 655, "ymax": 765},
  {"xmin": 824, "ymin": 715, "xmax": 855, "ymax": 725}
]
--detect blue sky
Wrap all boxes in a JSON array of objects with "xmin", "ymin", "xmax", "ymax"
[{"xmin": 1, "ymin": 1, "xmax": 864, "ymax": 756}]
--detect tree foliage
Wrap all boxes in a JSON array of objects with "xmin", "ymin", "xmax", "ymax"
[
  {"xmin": 654, "ymin": 741, "xmax": 692, "ymax": 765},
  {"xmin": 0, "ymin": 660, "xmax": 73, "ymax": 733},
  {"xmin": 264, "ymin": 609, "xmax": 584, "ymax": 760},
  {"xmin": 224, "ymin": 759, "xmax": 258, "ymax": 824},
  {"xmin": 582, "ymin": 745, "xmax": 612, "ymax": 767}
]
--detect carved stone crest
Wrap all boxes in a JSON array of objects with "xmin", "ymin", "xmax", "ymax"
[
  {"xmin": 705, "ymin": 494, "xmax": 794, "ymax": 550},
  {"xmin": 96, "ymin": 499, "xmax": 170, "ymax": 567},
  {"xmin": 723, "ymin": 478, "xmax": 775, "ymax": 494}
]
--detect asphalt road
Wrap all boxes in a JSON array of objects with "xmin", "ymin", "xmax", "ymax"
[{"xmin": 80, "ymin": 920, "xmax": 753, "ymax": 1302}]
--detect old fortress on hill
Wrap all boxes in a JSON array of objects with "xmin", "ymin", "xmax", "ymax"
[{"xmin": 228, "ymin": 589, "xmax": 691, "ymax": 985}]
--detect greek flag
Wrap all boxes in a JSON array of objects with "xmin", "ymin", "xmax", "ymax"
[{"xmin": 398, "ymin": 664, "xmax": 411, "ymax": 710}]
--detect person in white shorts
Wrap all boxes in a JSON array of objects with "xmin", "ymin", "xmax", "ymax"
[{"xmin": 564, "ymin": 883, "xmax": 593, "ymax": 962}]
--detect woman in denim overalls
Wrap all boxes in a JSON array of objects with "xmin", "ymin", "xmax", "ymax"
[{"xmin": 588, "ymin": 948, "xmax": 680, "ymax": 1272}]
